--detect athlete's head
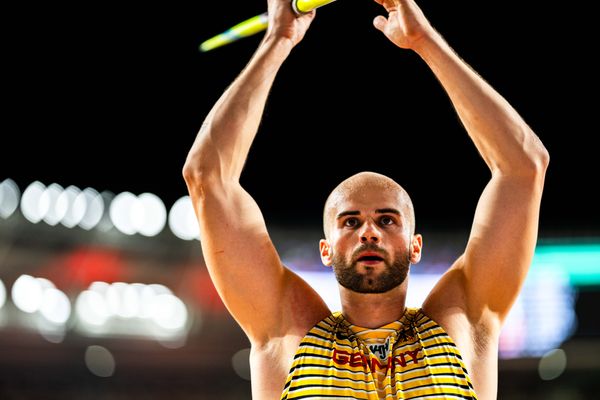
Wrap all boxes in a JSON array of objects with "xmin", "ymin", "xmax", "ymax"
[{"xmin": 319, "ymin": 172, "xmax": 422, "ymax": 294}]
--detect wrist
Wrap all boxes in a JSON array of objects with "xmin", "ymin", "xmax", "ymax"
[
  {"xmin": 411, "ymin": 30, "xmax": 448, "ymax": 61},
  {"xmin": 258, "ymin": 35, "xmax": 295, "ymax": 59}
]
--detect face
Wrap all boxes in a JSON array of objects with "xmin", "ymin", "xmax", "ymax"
[
  {"xmin": 331, "ymin": 241, "xmax": 411, "ymax": 293},
  {"xmin": 320, "ymin": 188, "xmax": 421, "ymax": 294}
]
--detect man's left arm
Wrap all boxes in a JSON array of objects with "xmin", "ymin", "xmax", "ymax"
[{"xmin": 414, "ymin": 27, "xmax": 549, "ymax": 327}]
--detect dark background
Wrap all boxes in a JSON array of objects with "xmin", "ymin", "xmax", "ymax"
[
  {"xmin": 1, "ymin": 3, "xmax": 599, "ymax": 398},
  {"xmin": 3, "ymin": 0, "xmax": 597, "ymax": 236}
]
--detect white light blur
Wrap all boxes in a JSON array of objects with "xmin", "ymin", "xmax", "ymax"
[
  {"xmin": 231, "ymin": 348, "xmax": 251, "ymax": 381},
  {"xmin": 132, "ymin": 193, "xmax": 167, "ymax": 237},
  {"xmin": 149, "ymin": 283, "xmax": 172, "ymax": 295},
  {"xmin": 37, "ymin": 319, "xmax": 67, "ymax": 344},
  {"xmin": 12, "ymin": 275, "xmax": 53, "ymax": 313},
  {"xmin": 85, "ymin": 345, "xmax": 116, "ymax": 378},
  {"xmin": 0, "ymin": 279, "xmax": 6, "ymax": 310},
  {"xmin": 40, "ymin": 288, "xmax": 71, "ymax": 324},
  {"xmin": 405, "ymin": 274, "xmax": 440, "ymax": 307},
  {"xmin": 0, "ymin": 178, "xmax": 20, "ymax": 219},
  {"xmin": 90, "ymin": 281, "xmax": 110, "ymax": 294},
  {"xmin": 151, "ymin": 294, "xmax": 188, "ymax": 331},
  {"xmin": 120, "ymin": 284, "xmax": 141, "ymax": 318},
  {"xmin": 139, "ymin": 285, "xmax": 157, "ymax": 318},
  {"xmin": 105, "ymin": 282, "xmax": 140, "ymax": 318},
  {"xmin": 139, "ymin": 284, "xmax": 171, "ymax": 318},
  {"xmin": 538, "ymin": 349, "xmax": 567, "ymax": 380},
  {"xmin": 76, "ymin": 290, "xmax": 110, "ymax": 326},
  {"xmin": 20, "ymin": 181, "xmax": 47, "ymax": 223},
  {"xmin": 96, "ymin": 191, "xmax": 115, "ymax": 232},
  {"xmin": 168, "ymin": 196, "xmax": 200, "ymax": 240},
  {"xmin": 57, "ymin": 185, "xmax": 82, "ymax": 228},
  {"xmin": 37, "ymin": 278, "xmax": 55, "ymax": 290},
  {"xmin": 77, "ymin": 188, "xmax": 104, "ymax": 230},
  {"xmin": 73, "ymin": 189, "xmax": 90, "ymax": 227},
  {"xmin": 110, "ymin": 192, "xmax": 137, "ymax": 235},
  {"xmin": 156, "ymin": 334, "xmax": 187, "ymax": 349},
  {"xmin": 75, "ymin": 281, "xmax": 190, "ymax": 340},
  {"xmin": 295, "ymin": 271, "xmax": 340, "ymax": 312},
  {"xmin": 106, "ymin": 282, "xmax": 128, "ymax": 317},
  {"xmin": 39, "ymin": 183, "xmax": 65, "ymax": 226}
]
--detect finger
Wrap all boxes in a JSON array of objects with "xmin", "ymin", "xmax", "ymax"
[
  {"xmin": 304, "ymin": 9, "xmax": 316, "ymax": 19},
  {"xmin": 373, "ymin": 15, "xmax": 388, "ymax": 32}
]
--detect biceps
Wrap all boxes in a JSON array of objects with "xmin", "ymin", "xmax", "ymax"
[
  {"xmin": 192, "ymin": 182, "xmax": 288, "ymax": 335},
  {"xmin": 463, "ymin": 173, "xmax": 545, "ymax": 320}
]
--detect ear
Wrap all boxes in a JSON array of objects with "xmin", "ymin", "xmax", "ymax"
[
  {"xmin": 319, "ymin": 239, "xmax": 333, "ymax": 267},
  {"xmin": 410, "ymin": 234, "xmax": 423, "ymax": 264}
]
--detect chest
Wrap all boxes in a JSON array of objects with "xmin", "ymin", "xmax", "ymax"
[{"xmin": 281, "ymin": 315, "xmax": 478, "ymax": 399}]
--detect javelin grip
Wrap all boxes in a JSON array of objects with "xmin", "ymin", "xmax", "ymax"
[
  {"xmin": 292, "ymin": 0, "xmax": 337, "ymax": 14},
  {"xmin": 200, "ymin": 0, "xmax": 339, "ymax": 52}
]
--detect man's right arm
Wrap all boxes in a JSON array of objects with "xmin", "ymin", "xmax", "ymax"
[{"xmin": 182, "ymin": 5, "xmax": 328, "ymax": 345}]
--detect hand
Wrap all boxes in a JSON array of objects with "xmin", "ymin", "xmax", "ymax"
[
  {"xmin": 264, "ymin": 0, "xmax": 316, "ymax": 47},
  {"xmin": 372, "ymin": 0, "xmax": 436, "ymax": 50}
]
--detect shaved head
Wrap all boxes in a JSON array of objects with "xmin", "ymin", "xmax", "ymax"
[{"xmin": 323, "ymin": 172, "xmax": 415, "ymax": 239}]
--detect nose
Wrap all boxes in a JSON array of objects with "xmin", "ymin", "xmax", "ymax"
[{"xmin": 359, "ymin": 221, "xmax": 380, "ymax": 243}]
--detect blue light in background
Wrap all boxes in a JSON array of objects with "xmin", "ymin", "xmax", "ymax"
[{"xmin": 532, "ymin": 243, "xmax": 600, "ymax": 286}]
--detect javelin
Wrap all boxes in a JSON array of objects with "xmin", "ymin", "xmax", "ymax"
[{"xmin": 200, "ymin": 0, "xmax": 338, "ymax": 52}]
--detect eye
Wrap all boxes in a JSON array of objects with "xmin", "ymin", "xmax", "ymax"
[
  {"xmin": 344, "ymin": 217, "xmax": 359, "ymax": 228},
  {"xmin": 380, "ymin": 216, "xmax": 395, "ymax": 226}
]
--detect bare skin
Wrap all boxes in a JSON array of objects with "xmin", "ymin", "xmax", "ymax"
[{"xmin": 183, "ymin": 1, "xmax": 549, "ymax": 399}]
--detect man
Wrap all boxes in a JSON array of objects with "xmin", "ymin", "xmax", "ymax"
[{"xmin": 183, "ymin": 0, "xmax": 549, "ymax": 399}]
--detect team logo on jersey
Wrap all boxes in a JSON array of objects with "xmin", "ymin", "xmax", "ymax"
[{"xmin": 369, "ymin": 337, "xmax": 390, "ymax": 360}]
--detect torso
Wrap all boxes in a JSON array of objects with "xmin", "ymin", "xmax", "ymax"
[
  {"xmin": 281, "ymin": 308, "xmax": 477, "ymax": 399},
  {"xmin": 250, "ymin": 307, "xmax": 497, "ymax": 400}
]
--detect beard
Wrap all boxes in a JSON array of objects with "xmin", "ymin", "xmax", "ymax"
[{"xmin": 331, "ymin": 243, "xmax": 410, "ymax": 294}]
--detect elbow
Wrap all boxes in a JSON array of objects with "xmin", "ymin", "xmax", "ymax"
[
  {"xmin": 495, "ymin": 129, "xmax": 550, "ymax": 178},
  {"xmin": 536, "ymin": 145, "xmax": 550, "ymax": 173},
  {"xmin": 182, "ymin": 129, "xmax": 220, "ymax": 186},
  {"xmin": 182, "ymin": 152, "xmax": 214, "ymax": 190},
  {"xmin": 519, "ymin": 127, "xmax": 550, "ymax": 176},
  {"xmin": 529, "ymin": 133, "xmax": 550, "ymax": 175},
  {"xmin": 182, "ymin": 161, "xmax": 211, "ymax": 202},
  {"xmin": 182, "ymin": 154, "xmax": 229, "ymax": 197},
  {"xmin": 182, "ymin": 155, "xmax": 200, "ymax": 186}
]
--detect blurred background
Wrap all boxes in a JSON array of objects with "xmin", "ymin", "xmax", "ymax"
[{"xmin": 1, "ymin": 0, "xmax": 598, "ymax": 398}]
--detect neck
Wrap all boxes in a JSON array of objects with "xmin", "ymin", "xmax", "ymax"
[{"xmin": 339, "ymin": 278, "xmax": 408, "ymax": 329}]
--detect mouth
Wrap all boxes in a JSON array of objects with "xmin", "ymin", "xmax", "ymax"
[{"xmin": 356, "ymin": 253, "xmax": 385, "ymax": 265}]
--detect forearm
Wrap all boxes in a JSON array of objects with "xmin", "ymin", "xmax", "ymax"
[
  {"xmin": 415, "ymin": 34, "xmax": 549, "ymax": 174},
  {"xmin": 184, "ymin": 37, "xmax": 294, "ymax": 182}
]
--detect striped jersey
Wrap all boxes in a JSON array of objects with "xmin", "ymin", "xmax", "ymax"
[{"xmin": 280, "ymin": 308, "xmax": 478, "ymax": 399}]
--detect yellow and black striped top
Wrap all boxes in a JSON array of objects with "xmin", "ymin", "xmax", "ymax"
[{"xmin": 280, "ymin": 308, "xmax": 478, "ymax": 399}]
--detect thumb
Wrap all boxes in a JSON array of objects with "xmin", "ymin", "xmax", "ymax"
[{"xmin": 373, "ymin": 15, "xmax": 388, "ymax": 32}]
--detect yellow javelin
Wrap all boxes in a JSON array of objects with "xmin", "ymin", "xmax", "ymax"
[{"xmin": 200, "ymin": 0, "xmax": 338, "ymax": 52}]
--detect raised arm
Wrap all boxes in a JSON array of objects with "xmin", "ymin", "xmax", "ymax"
[
  {"xmin": 373, "ymin": 0, "xmax": 549, "ymax": 327},
  {"xmin": 183, "ymin": 1, "xmax": 328, "ymax": 344}
]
